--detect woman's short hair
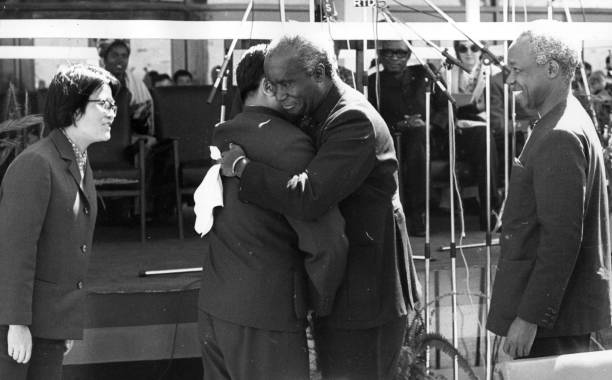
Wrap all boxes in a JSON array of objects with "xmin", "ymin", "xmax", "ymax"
[{"xmin": 44, "ymin": 64, "xmax": 120, "ymax": 131}]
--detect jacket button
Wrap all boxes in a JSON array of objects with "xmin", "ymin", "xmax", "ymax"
[
  {"xmin": 81, "ymin": 244, "xmax": 87, "ymax": 254},
  {"xmin": 83, "ymin": 207, "xmax": 89, "ymax": 215},
  {"xmin": 77, "ymin": 281, "xmax": 83, "ymax": 289}
]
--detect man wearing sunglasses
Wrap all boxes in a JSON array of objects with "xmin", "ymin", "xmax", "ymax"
[{"xmin": 368, "ymin": 40, "xmax": 449, "ymax": 237}]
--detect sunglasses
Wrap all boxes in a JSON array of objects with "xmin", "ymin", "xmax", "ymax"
[
  {"xmin": 88, "ymin": 98, "xmax": 118, "ymax": 114},
  {"xmin": 457, "ymin": 44, "xmax": 480, "ymax": 54},
  {"xmin": 380, "ymin": 49, "xmax": 410, "ymax": 59}
]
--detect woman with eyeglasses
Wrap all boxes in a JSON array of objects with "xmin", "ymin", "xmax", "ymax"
[
  {"xmin": 447, "ymin": 40, "xmax": 502, "ymax": 118},
  {"xmin": 0, "ymin": 63, "xmax": 119, "ymax": 380},
  {"xmin": 440, "ymin": 41, "xmax": 502, "ymax": 230}
]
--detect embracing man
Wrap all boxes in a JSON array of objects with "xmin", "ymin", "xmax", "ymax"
[
  {"xmin": 221, "ymin": 33, "xmax": 421, "ymax": 380},
  {"xmin": 198, "ymin": 44, "xmax": 348, "ymax": 380}
]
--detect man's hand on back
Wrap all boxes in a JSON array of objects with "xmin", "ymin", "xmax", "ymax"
[{"xmin": 220, "ymin": 143, "xmax": 247, "ymax": 177}]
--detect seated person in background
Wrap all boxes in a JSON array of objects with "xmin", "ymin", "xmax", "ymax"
[
  {"xmin": 369, "ymin": 39, "xmax": 499, "ymax": 233},
  {"xmin": 441, "ymin": 40, "xmax": 502, "ymax": 226},
  {"xmin": 445, "ymin": 41, "xmax": 500, "ymax": 120},
  {"xmin": 153, "ymin": 73, "xmax": 173, "ymax": 87},
  {"xmin": 143, "ymin": 70, "xmax": 159, "ymax": 90},
  {"xmin": 172, "ymin": 69, "xmax": 194, "ymax": 86},
  {"xmin": 368, "ymin": 40, "xmax": 449, "ymax": 236},
  {"xmin": 589, "ymin": 70, "xmax": 612, "ymax": 133},
  {"xmin": 572, "ymin": 61, "xmax": 591, "ymax": 94},
  {"xmin": 99, "ymin": 39, "xmax": 155, "ymax": 142}
]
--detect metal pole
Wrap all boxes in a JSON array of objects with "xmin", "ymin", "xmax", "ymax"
[
  {"xmin": 446, "ymin": 67, "xmax": 459, "ymax": 380},
  {"xmin": 484, "ymin": 59, "xmax": 493, "ymax": 380},
  {"xmin": 503, "ymin": 0, "xmax": 510, "ymax": 201},
  {"xmin": 207, "ymin": 0, "xmax": 254, "ymax": 104},
  {"xmin": 424, "ymin": 78, "xmax": 432, "ymax": 372}
]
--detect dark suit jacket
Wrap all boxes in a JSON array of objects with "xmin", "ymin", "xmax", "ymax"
[
  {"xmin": 0, "ymin": 129, "xmax": 97, "ymax": 340},
  {"xmin": 367, "ymin": 66, "xmax": 449, "ymax": 131},
  {"xmin": 487, "ymin": 95, "xmax": 612, "ymax": 337},
  {"xmin": 199, "ymin": 106, "xmax": 347, "ymax": 331},
  {"xmin": 240, "ymin": 81, "xmax": 420, "ymax": 329}
]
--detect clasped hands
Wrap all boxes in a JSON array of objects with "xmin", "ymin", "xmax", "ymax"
[{"xmin": 394, "ymin": 114, "xmax": 425, "ymax": 132}]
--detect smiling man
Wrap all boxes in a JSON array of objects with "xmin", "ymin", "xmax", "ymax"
[
  {"xmin": 220, "ymin": 33, "xmax": 421, "ymax": 379},
  {"xmin": 487, "ymin": 20, "xmax": 612, "ymax": 359}
]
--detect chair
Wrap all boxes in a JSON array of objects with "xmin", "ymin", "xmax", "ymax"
[
  {"xmin": 151, "ymin": 85, "xmax": 228, "ymax": 239},
  {"xmin": 89, "ymin": 86, "xmax": 147, "ymax": 242}
]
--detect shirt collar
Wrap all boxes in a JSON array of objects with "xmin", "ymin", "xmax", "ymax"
[
  {"xmin": 243, "ymin": 105, "xmax": 287, "ymax": 121},
  {"xmin": 310, "ymin": 81, "xmax": 342, "ymax": 126},
  {"xmin": 60, "ymin": 128, "xmax": 87, "ymax": 176}
]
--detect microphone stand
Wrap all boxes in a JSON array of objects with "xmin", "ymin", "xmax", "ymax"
[
  {"xmin": 382, "ymin": 8, "xmax": 470, "ymax": 75},
  {"xmin": 418, "ymin": 3, "xmax": 500, "ymax": 378},
  {"xmin": 379, "ymin": 12, "xmax": 457, "ymax": 377},
  {"xmin": 483, "ymin": 57, "xmax": 493, "ymax": 380},
  {"xmin": 219, "ymin": 74, "xmax": 228, "ymax": 123},
  {"xmin": 444, "ymin": 63, "xmax": 459, "ymax": 380},
  {"xmin": 424, "ymin": 75, "xmax": 432, "ymax": 372},
  {"xmin": 420, "ymin": 0, "xmax": 508, "ymax": 77},
  {"xmin": 206, "ymin": 0, "xmax": 253, "ymax": 104}
]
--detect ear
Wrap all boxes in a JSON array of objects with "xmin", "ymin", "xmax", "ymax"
[
  {"xmin": 312, "ymin": 63, "xmax": 326, "ymax": 82},
  {"xmin": 261, "ymin": 78, "xmax": 275, "ymax": 97},
  {"xmin": 546, "ymin": 59, "xmax": 560, "ymax": 79},
  {"xmin": 73, "ymin": 109, "xmax": 84, "ymax": 126}
]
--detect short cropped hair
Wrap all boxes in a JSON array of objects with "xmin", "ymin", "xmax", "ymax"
[
  {"xmin": 267, "ymin": 33, "xmax": 338, "ymax": 79},
  {"xmin": 99, "ymin": 39, "xmax": 131, "ymax": 61},
  {"xmin": 516, "ymin": 20, "xmax": 581, "ymax": 83},
  {"xmin": 44, "ymin": 64, "xmax": 120, "ymax": 131},
  {"xmin": 236, "ymin": 44, "xmax": 267, "ymax": 102},
  {"xmin": 172, "ymin": 69, "xmax": 193, "ymax": 83}
]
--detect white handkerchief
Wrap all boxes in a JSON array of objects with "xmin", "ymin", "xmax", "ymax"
[{"xmin": 193, "ymin": 147, "xmax": 223, "ymax": 237}]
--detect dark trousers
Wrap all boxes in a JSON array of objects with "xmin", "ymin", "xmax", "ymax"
[
  {"xmin": 198, "ymin": 309, "xmax": 309, "ymax": 380},
  {"xmin": 526, "ymin": 334, "xmax": 591, "ymax": 359},
  {"xmin": 314, "ymin": 315, "xmax": 407, "ymax": 380},
  {"xmin": 0, "ymin": 326, "xmax": 65, "ymax": 380}
]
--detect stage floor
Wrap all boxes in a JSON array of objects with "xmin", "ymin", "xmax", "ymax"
[{"xmin": 67, "ymin": 207, "xmax": 611, "ymax": 378}]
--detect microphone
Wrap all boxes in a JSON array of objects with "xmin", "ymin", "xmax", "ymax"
[{"xmin": 440, "ymin": 48, "xmax": 472, "ymax": 74}]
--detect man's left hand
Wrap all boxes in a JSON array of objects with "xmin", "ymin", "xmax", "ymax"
[
  {"xmin": 220, "ymin": 143, "xmax": 246, "ymax": 177},
  {"xmin": 503, "ymin": 316, "xmax": 538, "ymax": 358}
]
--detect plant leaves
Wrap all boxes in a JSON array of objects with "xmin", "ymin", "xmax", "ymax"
[{"xmin": 0, "ymin": 114, "xmax": 44, "ymax": 134}]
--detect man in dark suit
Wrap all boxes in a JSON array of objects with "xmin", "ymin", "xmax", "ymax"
[
  {"xmin": 222, "ymin": 33, "xmax": 421, "ymax": 380},
  {"xmin": 198, "ymin": 44, "xmax": 347, "ymax": 380},
  {"xmin": 487, "ymin": 20, "xmax": 612, "ymax": 359}
]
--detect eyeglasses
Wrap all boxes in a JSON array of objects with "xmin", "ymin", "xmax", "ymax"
[
  {"xmin": 380, "ymin": 49, "xmax": 410, "ymax": 59},
  {"xmin": 88, "ymin": 98, "xmax": 117, "ymax": 114},
  {"xmin": 457, "ymin": 44, "xmax": 480, "ymax": 54}
]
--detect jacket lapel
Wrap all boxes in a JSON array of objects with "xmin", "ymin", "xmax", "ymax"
[{"xmin": 50, "ymin": 129, "xmax": 93, "ymax": 207}]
